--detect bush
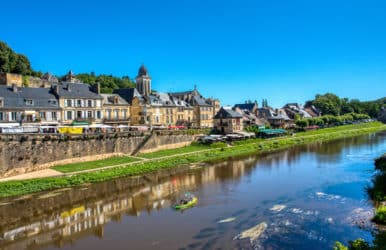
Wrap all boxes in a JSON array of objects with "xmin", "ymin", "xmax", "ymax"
[{"xmin": 373, "ymin": 206, "xmax": 386, "ymax": 224}]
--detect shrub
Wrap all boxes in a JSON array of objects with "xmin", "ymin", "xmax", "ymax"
[{"xmin": 373, "ymin": 206, "xmax": 386, "ymax": 224}]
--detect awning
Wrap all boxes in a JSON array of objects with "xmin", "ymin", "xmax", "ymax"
[
  {"xmin": 0, "ymin": 123, "xmax": 19, "ymax": 128},
  {"xmin": 71, "ymin": 121, "xmax": 89, "ymax": 125}
]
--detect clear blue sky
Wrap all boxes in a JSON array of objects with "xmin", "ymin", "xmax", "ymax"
[{"xmin": 1, "ymin": 0, "xmax": 385, "ymax": 107}]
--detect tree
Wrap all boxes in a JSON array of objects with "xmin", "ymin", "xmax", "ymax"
[
  {"xmin": 296, "ymin": 119, "xmax": 308, "ymax": 128},
  {"xmin": 0, "ymin": 41, "xmax": 37, "ymax": 75}
]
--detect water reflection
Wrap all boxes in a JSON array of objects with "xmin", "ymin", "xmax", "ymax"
[{"xmin": 0, "ymin": 132, "xmax": 385, "ymax": 250}]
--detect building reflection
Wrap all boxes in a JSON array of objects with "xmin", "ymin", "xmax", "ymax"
[{"xmin": 0, "ymin": 157, "xmax": 258, "ymax": 250}]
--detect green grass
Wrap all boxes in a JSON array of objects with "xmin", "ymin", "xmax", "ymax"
[
  {"xmin": 52, "ymin": 156, "xmax": 140, "ymax": 173},
  {"xmin": 138, "ymin": 144, "xmax": 210, "ymax": 159},
  {"xmin": 0, "ymin": 122, "xmax": 384, "ymax": 198}
]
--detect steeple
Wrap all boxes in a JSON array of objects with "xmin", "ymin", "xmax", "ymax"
[{"xmin": 136, "ymin": 64, "xmax": 152, "ymax": 96}]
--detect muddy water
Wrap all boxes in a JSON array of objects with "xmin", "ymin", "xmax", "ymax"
[{"xmin": 0, "ymin": 132, "xmax": 385, "ymax": 250}]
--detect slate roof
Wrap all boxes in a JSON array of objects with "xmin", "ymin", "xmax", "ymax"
[
  {"xmin": 214, "ymin": 107, "xmax": 242, "ymax": 119},
  {"xmin": 100, "ymin": 94, "xmax": 129, "ymax": 105},
  {"xmin": 0, "ymin": 85, "xmax": 59, "ymax": 109},
  {"xmin": 192, "ymin": 95, "xmax": 211, "ymax": 106},
  {"xmin": 113, "ymin": 88, "xmax": 143, "ymax": 105},
  {"xmin": 233, "ymin": 103, "xmax": 257, "ymax": 112},
  {"xmin": 55, "ymin": 82, "xmax": 102, "ymax": 99}
]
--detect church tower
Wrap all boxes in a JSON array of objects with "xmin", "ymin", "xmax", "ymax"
[{"xmin": 136, "ymin": 64, "xmax": 151, "ymax": 96}]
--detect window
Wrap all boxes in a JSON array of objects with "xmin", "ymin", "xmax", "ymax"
[
  {"xmin": 67, "ymin": 111, "xmax": 72, "ymax": 120},
  {"xmin": 67, "ymin": 99, "xmax": 72, "ymax": 107},
  {"xmin": 106, "ymin": 109, "xmax": 111, "ymax": 119},
  {"xmin": 122, "ymin": 110, "xmax": 127, "ymax": 119},
  {"xmin": 11, "ymin": 112, "xmax": 17, "ymax": 121},
  {"xmin": 0, "ymin": 98, "xmax": 3, "ymax": 107},
  {"xmin": 52, "ymin": 112, "xmax": 57, "ymax": 120},
  {"xmin": 87, "ymin": 111, "xmax": 92, "ymax": 118},
  {"xmin": 0, "ymin": 112, "xmax": 3, "ymax": 120},
  {"xmin": 114, "ymin": 109, "xmax": 119, "ymax": 119},
  {"xmin": 88, "ymin": 100, "xmax": 93, "ymax": 107},
  {"xmin": 77, "ymin": 111, "xmax": 82, "ymax": 118},
  {"xmin": 96, "ymin": 111, "xmax": 102, "ymax": 119},
  {"xmin": 48, "ymin": 99, "xmax": 57, "ymax": 105},
  {"xmin": 25, "ymin": 99, "xmax": 33, "ymax": 105},
  {"xmin": 39, "ymin": 112, "xmax": 46, "ymax": 120},
  {"xmin": 77, "ymin": 100, "xmax": 82, "ymax": 107}
]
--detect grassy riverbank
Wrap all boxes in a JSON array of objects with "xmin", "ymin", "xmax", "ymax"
[{"xmin": 0, "ymin": 122, "xmax": 384, "ymax": 198}]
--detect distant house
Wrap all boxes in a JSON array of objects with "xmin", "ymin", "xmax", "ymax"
[
  {"xmin": 256, "ymin": 107, "xmax": 291, "ymax": 128},
  {"xmin": 233, "ymin": 102, "xmax": 258, "ymax": 114},
  {"xmin": 214, "ymin": 107, "xmax": 243, "ymax": 134},
  {"xmin": 282, "ymin": 103, "xmax": 313, "ymax": 119},
  {"xmin": 233, "ymin": 106, "xmax": 264, "ymax": 126}
]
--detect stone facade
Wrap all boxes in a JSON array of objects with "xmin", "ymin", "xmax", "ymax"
[
  {"xmin": 0, "ymin": 73, "xmax": 23, "ymax": 86},
  {"xmin": 0, "ymin": 131, "xmax": 200, "ymax": 177}
]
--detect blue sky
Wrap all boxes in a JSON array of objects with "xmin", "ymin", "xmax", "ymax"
[{"xmin": 1, "ymin": 0, "xmax": 385, "ymax": 107}]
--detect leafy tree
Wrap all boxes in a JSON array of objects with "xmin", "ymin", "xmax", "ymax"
[{"xmin": 0, "ymin": 41, "xmax": 36, "ymax": 75}]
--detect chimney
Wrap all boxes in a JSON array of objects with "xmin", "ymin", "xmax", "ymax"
[
  {"xmin": 67, "ymin": 84, "xmax": 71, "ymax": 92},
  {"xmin": 92, "ymin": 83, "xmax": 100, "ymax": 94},
  {"xmin": 51, "ymin": 84, "xmax": 60, "ymax": 95},
  {"xmin": 12, "ymin": 84, "xmax": 18, "ymax": 93}
]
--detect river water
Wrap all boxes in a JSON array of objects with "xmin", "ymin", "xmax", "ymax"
[{"xmin": 0, "ymin": 132, "xmax": 385, "ymax": 250}]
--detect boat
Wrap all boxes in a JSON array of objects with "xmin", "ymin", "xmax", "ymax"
[{"xmin": 174, "ymin": 193, "xmax": 197, "ymax": 210}]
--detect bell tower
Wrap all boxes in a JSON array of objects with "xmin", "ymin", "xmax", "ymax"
[{"xmin": 136, "ymin": 64, "xmax": 151, "ymax": 96}]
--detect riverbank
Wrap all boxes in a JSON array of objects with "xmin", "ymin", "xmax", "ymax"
[{"xmin": 0, "ymin": 122, "xmax": 385, "ymax": 198}]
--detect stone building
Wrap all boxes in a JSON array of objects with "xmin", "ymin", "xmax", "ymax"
[
  {"xmin": 101, "ymin": 94, "xmax": 130, "ymax": 125},
  {"xmin": 214, "ymin": 106, "xmax": 243, "ymax": 134},
  {"xmin": 50, "ymin": 82, "xmax": 103, "ymax": 125},
  {"xmin": 169, "ymin": 87, "xmax": 219, "ymax": 128},
  {"xmin": 0, "ymin": 85, "xmax": 61, "ymax": 125},
  {"xmin": 114, "ymin": 65, "xmax": 219, "ymax": 128},
  {"xmin": 0, "ymin": 73, "xmax": 23, "ymax": 87}
]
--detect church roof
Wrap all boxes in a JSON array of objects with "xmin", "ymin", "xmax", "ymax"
[{"xmin": 137, "ymin": 64, "xmax": 150, "ymax": 77}]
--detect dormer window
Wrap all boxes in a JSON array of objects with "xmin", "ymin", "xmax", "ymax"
[
  {"xmin": 25, "ymin": 99, "xmax": 33, "ymax": 105},
  {"xmin": 48, "ymin": 99, "xmax": 57, "ymax": 105}
]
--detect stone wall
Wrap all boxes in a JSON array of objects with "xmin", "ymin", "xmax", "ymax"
[{"xmin": 0, "ymin": 131, "xmax": 199, "ymax": 177}]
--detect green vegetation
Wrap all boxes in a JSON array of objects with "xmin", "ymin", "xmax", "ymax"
[
  {"xmin": 52, "ymin": 156, "xmax": 139, "ymax": 173},
  {"xmin": 75, "ymin": 73, "xmax": 136, "ymax": 93},
  {"xmin": 373, "ymin": 206, "xmax": 386, "ymax": 224},
  {"xmin": 375, "ymin": 154, "xmax": 386, "ymax": 171},
  {"xmin": 333, "ymin": 239, "xmax": 371, "ymax": 250},
  {"xmin": 138, "ymin": 144, "xmax": 210, "ymax": 159},
  {"xmin": 307, "ymin": 93, "xmax": 385, "ymax": 118},
  {"xmin": 296, "ymin": 113, "xmax": 371, "ymax": 128},
  {"xmin": 0, "ymin": 41, "xmax": 40, "ymax": 76}
]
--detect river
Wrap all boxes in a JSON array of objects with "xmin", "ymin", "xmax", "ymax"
[{"xmin": 0, "ymin": 132, "xmax": 385, "ymax": 250}]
